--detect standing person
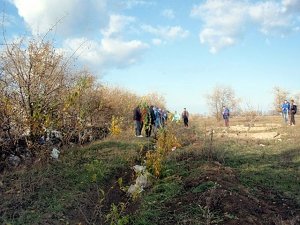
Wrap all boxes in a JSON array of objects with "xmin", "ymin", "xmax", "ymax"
[
  {"xmin": 144, "ymin": 105, "xmax": 154, "ymax": 137},
  {"xmin": 222, "ymin": 106, "xmax": 230, "ymax": 127},
  {"xmin": 172, "ymin": 111, "xmax": 180, "ymax": 123},
  {"xmin": 149, "ymin": 105, "xmax": 156, "ymax": 135},
  {"xmin": 133, "ymin": 105, "xmax": 143, "ymax": 137},
  {"xmin": 153, "ymin": 107, "xmax": 161, "ymax": 130},
  {"xmin": 181, "ymin": 108, "xmax": 189, "ymax": 127},
  {"xmin": 290, "ymin": 99, "xmax": 297, "ymax": 126},
  {"xmin": 161, "ymin": 109, "xmax": 168, "ymax": 127},
  {"xmin": 282, "ymin": 100, "xmax": 290, "ymax": 124}
]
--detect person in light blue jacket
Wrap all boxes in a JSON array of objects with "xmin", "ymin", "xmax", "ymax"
[
  {"xmin": 153, "ymin": 107, "xmax": 161, "ymax": 129},
  {"xmin": 281, "ymin": 100, "xmax": 290, "ymax": 124},
  {"xmin": 172, "ymin": 111, "xmax": 180, "ymax": 123}
]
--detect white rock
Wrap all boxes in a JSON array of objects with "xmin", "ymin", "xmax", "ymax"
[
  {"xmin": 133, "ymin": 165, "xmax": 146, "ymax": 174},
  {"xmin": 51, "ymin": 148, "xmax": 60, "ymax": 159},
  {"xmin": 127, "ymin": 184, "xmax": 143, "ymax": 195},
  {"xmin": 136, "ymin": 174, "xmax": 149, "ymax": 188}
]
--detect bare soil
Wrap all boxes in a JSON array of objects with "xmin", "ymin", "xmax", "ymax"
[{"xmin": 164, "ymin": 163, "xmax": 300, "ymax": 225}]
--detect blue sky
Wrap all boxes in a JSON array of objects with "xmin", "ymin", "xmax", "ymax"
[{"xmin": 1, "ymin": 0, "xmax": 300, "ymax": 114}]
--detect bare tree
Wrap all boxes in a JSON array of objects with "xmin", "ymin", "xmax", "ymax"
[
  {"xmin": 206, "ymin": 85, "xmax": 239, "ymax": 121},
  {"xmin": 0, "ymin": 38, "xmax": 68, "ymax": 140},
  {"xmin": 273, "ymin": 86, "xmax": 289, "ymax": 113},
  {"xmin": 143, "ymin": 92, "xmax": 166, "ymax": 109},
  {"xmin": 293, "ymin": 92, "xmax": 300, "ymax": 106}
]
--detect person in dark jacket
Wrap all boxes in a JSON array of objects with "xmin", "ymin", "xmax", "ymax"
[
  {"xmin": 133, "ymin": 106, "xmax": 143, "ymax": 137},
  {"xmin": 181, "ymin": 108, "xmax": 189, "ymax": 127},
  {"xmin": 145, "ymin": 105, "xmax": 156, "ymax": 137},
  {"xmin": 290, "ymin": 99, "xmax": 297, "ymax": 126}
]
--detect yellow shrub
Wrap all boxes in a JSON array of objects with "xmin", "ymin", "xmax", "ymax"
[
  {"xmin": 146, "ymin": 151, "xmax": 163, "ymax": 178},
  {"xmin": 110, "ymin": 116, "xmax": 123, "ymax": 136}
]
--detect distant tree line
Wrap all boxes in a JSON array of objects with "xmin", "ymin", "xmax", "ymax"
[{"xmin": 206, "ymin": 85, "xmax": 300, "ymax": 120}]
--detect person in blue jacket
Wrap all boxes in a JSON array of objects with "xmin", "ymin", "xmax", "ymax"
[
  {"xmin": 222, "ymin": 106, "xmax": 230, "ymax": 127},
  {"xmin": 281, "ymin": 100, "xmax": 290, "ymax": 124}
]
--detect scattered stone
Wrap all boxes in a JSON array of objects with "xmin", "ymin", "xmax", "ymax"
[
  {"xmin": 8, "ymin": 155, "xmax": 21, "ymax": 167},
  {"xmin": 128, "ymin": 165, "xmax": 152, "ymax": 196},
  {"xmin": 133, "ymin": 165, "xmax": 146, "ymax": 174},
  {"xmin": 51, "ymin": 148, "xmax": 60, "ymax": 159},
  {"xmin": 128, "ymin": 184, "xmax": 143, "ymax": 195},
  {"xmin": 136, "ymin": 174, "xmax": 150, "ymax": 188}
]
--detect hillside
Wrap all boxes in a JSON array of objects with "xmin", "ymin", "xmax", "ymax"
[{"xmin": 1, "ymin": 117, "xmax": 300, "ymax": 225}]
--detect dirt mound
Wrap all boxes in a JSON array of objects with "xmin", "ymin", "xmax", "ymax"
[{"xmin": 165, "ymin": 163, "xmax": 300, "ymax": 225}]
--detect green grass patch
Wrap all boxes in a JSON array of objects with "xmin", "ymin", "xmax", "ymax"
[
  {"xmin": 192, "ymin": 181, "xmax": 218, "ymax": 193},
  {"xmin": 220, "ymin": 140, "xmax": 300, "ymax": 204},
  {"xmin": 132, "ymin": 157, "xmax": 184, "ymax": 225},
  {"xmin": 0, "ymin": 139, "xmax": 143, "ymax": 225}
]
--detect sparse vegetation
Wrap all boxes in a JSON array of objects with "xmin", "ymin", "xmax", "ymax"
[{"xmin": 1, "ymin": 115, "xmax": 300, "ymax": 224}]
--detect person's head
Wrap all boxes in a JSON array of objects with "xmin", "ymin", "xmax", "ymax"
[
  {"xmin": 291, "ymin": 99, "xmax": 294, "ymax": 103},
  {"xmin": 184, "ymin": 108, "xmax": 186, "ymax": 111},
  {"xmin": 284, "ymin": 100, "xmax": 288, "ymax": 103}
]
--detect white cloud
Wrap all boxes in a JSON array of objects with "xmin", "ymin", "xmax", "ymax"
[
  {"xmin": 11, "ymin": 0, "xmax": 150, "ymax": 72},
  {"xmin": 162, "ymin": 9, "xmax": 175, "ymax": 19},
  {"xmin": 152, "ymin": 38, "xmax": 162, "ymax": 45},
  {"xmin": 12, "ymin": 0, "xmax": 108, "ymax": 35},
  {"xmin": 191, "ymin": 0, "xmax": 248, "ymax": 53},
  {"xmin": 200, "ymin": 28, "xmax": 236, "ymax": 54},
  {"xmin": 142, "ymin": 25, "xmax": 189, "ymax": 40},
  {"xmin": 282, "ymin": 0, "xmax": 300, "ymax": 12},
  {"xmin": 63, "ymin": 37, "xmax": 149, "ymax": 70},
  {"xmin": 249, "ymin": 1, "xmax": 291, "ymax": 35},
  {"xmin": 101, "ymin": 14, "xmax": 135, "ymax": 38},
  {"xmin": 191, "ymin": 0, "xmax": 300, "ymax": 53}
]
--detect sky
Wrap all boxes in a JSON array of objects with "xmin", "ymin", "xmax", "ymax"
[{"xmin": 1, "ymin": 0, "xmax": 300, "ymax": 114}]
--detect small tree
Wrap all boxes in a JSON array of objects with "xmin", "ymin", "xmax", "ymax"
[
  {"xmin": 0, "ymin": 38, "xmax": 68, "ymax": 140},
  {"xmin": 273, "ymin": 86, "xmax": 289, "ymax": 113},
  {"xmin": 206, "ymin": 85, "xmax": 239, "ymax": 121},
  {"xmin": 293, "ymin": 92, "xmax": 300, "ymax": 106}
]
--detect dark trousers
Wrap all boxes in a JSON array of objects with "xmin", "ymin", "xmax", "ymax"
[
  {"xmin": 290, "ymin": 113, "xmax": 296, "ymax": 125},
  {"xmin": 224, "ymin": 118, "xmax": 229, "ymax": 127},
  {"xmin": 135, "ymin": 120, "xmax": 142, "ymax": 136},
  {"xmin": 183, "ymin": 117, "xmax": 189, "ymax": 127},
  {"xmin": 145, "ymin": 124, "xmax": 152, "ymax": 137}
]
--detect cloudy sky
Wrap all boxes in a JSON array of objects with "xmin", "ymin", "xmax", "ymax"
[{"xmin": 1, "ymin": 0, "xmax": 300, "ymax": 113}]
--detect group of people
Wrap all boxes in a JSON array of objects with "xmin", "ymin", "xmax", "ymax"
[
  {"xmin": 281, "ymin": 99, "xmax": 297, "ymax": 126},
  {"xmin": 133, "ymin": 105, "xmax": 190, "ymax": 137},
  {"xmin": 222, "ymin": 99, "xmax": 297, "ymax": 128},
  {"xmin": 134, "ymin": 99, "xmax": 297, "ymax": 137}
]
